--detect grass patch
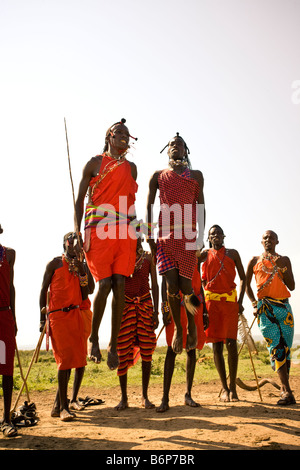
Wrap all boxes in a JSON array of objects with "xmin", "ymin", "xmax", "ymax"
[{"xmin": 1, "ymin": 342, "xmax": 300, "ymax": 395}]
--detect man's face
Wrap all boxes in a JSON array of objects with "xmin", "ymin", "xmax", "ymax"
[
  {"xmin": 261, "ymin": 230, "xmax": 278, "ymax": 252},
  {"xmin": 109, "ymin": 123, "xmax": 130, "ymax": 152},
  {"xmin": 167, "ymin": 137, "xmax": 186, "ymax": 160},
  {"xmin": 208, "ymin": 226, "xmax": 224, "ymax": 247}
]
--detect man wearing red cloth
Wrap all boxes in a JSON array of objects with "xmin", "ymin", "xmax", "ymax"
[
  {"xmin": 146, "ymin": 133, "xmax": 205, "ymax": 355},
  {"xmin": 0, "ymin": 224, "xmax": 18, "ymax": 437},
  {"xmin": 39, "ymin": 233, "xmax": 89, "ymax": 421},
  {"xmin": 115, "ymin": 238, "xmax": 159, "ymax": 411},
  {"xmin": 198, "ymin": 225, "xmax": 246, "ymax": 402},
  {"xmin": 75, "ymin": 119, "xmax": 138, "ymax": 370}
]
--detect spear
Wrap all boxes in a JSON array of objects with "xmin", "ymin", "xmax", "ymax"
[{"xmin": 64, "ymin": 117, "xmax": 83, "ymax": 260}]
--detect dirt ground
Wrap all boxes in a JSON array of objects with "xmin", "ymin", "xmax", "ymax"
[{"xmin": 1, "ymin": 371, "xmax": 300, "ymax": 452}]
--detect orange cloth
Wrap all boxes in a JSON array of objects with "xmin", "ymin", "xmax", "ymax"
[
  {"xmin": 48, "ymin": 257, "xmax": 86, "ymax": 370},
  {"xmin": 165, "ymin": 265, "xmax": 206, "ymax": 350},
  {"xmin": 84, "ymin": 154, "xmax": 138, "ymax": 281},
  {"xmin": 253, "ymin": 258, "xmax": 291, "ymax": 300},
  {"xmin": 201, "ymin": 247, "xmax": 239, "ymax": 343}
]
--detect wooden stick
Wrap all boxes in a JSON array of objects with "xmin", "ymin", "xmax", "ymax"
[
  {"xmin": 12, "ymin": 325, "xmax": 46, "ymax": 412},
  {"xmin": 15, "ymin": 345, "xmax": 30, "ymax": 402},
  {"xmin": 247, "ymin": 344, "xmax": 263, "ymax": 401}
]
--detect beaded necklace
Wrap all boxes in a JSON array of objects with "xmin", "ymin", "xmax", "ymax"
[
  {"xmin": 63, "ymin": 253, "xmax": 79, "ymax": 276},
  {"xmin": 90, "ymin": 154, "xmax": 126, "ymax": 201},
  {"xmin": 258, "ymin": 253, "xmax": 284, "ymax": 292}
]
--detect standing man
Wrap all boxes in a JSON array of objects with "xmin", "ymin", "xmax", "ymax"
[
  {"xmin": 156, "ymin": 263, "xmax": 207, "ymax": 412},
  {"xmin": 75, "ymin": 118, "xmax": 138, "ymax": 370},
  {"xmin": 198, "ymin": 225, "xmax": 245, "ymax": 402},
  {"xmin": 0, "ymin": 224, "xmax": 18, "ymax": 437},
  {"xmin": 146, "ymin": 133, "xmax": 205, "ymax": 355},
  {"xmin": 245, "ymin": 230, "xmax": 296, "ymax": 405},
  {"xmin": 115, "ymin": 238, "xmax": 159, "ymax": 410},
  {"xmin": 39, "ymin": 232, "xmax": 89, "ymax": 422}
]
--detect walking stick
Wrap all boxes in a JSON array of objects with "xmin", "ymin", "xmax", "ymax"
[
  {"xmin": 15, "ymin": 344, "xmax": 30, "ymax": 403},
  {"xmin": 11, "ymin": 324, "xmax": 46, "ymax": 412}
]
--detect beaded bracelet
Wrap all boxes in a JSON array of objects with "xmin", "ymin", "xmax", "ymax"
[{"xmin": 79, "ymin": 273, "xmax": 88, "ymax": 287}]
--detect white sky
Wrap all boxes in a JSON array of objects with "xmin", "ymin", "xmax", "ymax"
[{"xmin": 1, "ymin": 0, "xmax": 300, "ymax": 349}]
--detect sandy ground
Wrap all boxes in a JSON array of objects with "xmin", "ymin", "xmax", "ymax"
[{"xmin": 1, "ymin": 371, "xmax": 300, "ymax": 452}]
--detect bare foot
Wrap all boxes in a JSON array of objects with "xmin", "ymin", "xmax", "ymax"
[
  {"xmin": 115, "ymin": 399, "xmax": 129, "ymax": 411},
  {"xmin": 107, "ymin": 346, "xmax": 119, "ymax": 370},
  {"xmin": 88, "ymin": 339, "xmax": 102, "ymax": 364},
  {"xmin": 60, "ymin": 409, "xmax": 75, "ymax": 422},
  {"xmin": 142, "ymin": 398, "xmax": 155, "ymax": 409},
  {"xmin": 229, "ymin": 390, "xmax": 239, "ymax": 402},
  {"xmin": 219, "ymin": 389, "xmax": 230, "ymax": 402},
  {"xmin": 156, "ymin": 399, "xmax": 170, "ymax": 413},
  {"xmin": 171, "ymin": 328, "xmax": 183, "ymax": 354},
  {"xmin": 69, "ymin": 401, "xmax": 85, "ymax": 411},
  {"xmin": 51, "ymin": 406, "xmax": 60, "ymax": 418},
  {"xmin": 185, "ymin": 393, "xmax": 201, "ymax": 408}
]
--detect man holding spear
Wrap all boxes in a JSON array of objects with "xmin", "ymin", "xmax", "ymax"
[{"xmin": 0, "ymin": 224, "xmax": 18, "ymax": 437}]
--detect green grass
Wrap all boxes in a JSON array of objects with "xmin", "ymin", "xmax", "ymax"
[{"xmin": 1, "ymin": 343, "xmax": 300, "ymax": 394}]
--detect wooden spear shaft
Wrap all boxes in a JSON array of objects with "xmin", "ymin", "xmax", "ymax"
[
  {"xmin": 11, "ymin": 325, "xmax": 46, "ymax": 412},
  {"xmin": 64, "ymin": 117, "xmax": 83, "ymax": 260}
]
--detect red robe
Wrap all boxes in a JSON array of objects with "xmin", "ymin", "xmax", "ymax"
[
  {"xmin": 201, "ymin": 247, "xmax": 239, "ymax": 343},
  {"xmin": 157, "ymin": 168, "xmax": 199, "ymax": 279},
  {"xmin": 0, "ymin": 246, "xmax": 15, "ymax": 376},
  {"xmin": 48, "ymin": 257, "xmax": 86, "ymax": 370},
  {"xmin": 84, "ymin": 154, "xmax": 138, "ymax": 281}
]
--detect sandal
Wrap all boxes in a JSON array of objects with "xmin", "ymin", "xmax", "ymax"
[
  {"xmin": 277, "ymin": 392, "xmax": 296, "ymax": 406},
  {"xmin": 1, "ymin": 421, "xmax": 18, "ymax": 437},
  {"xmin": 11, "ymin": 401, "xmax": 39, "ymax": 427},
  {"xmin": 78, "ymin": 396, "xmax": 105, "ymax": 406}
]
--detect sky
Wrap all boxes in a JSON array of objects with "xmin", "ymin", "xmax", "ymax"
[{"xmin": 1, "ymin": 0, "xmax": 300, "ymax": 350}]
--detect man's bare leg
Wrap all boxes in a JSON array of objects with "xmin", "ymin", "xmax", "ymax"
[
  {"xmin": 180, "ymin": 277, "xmax": 198, "ymax": 352},
  {"xmin": 107, "ymin": 274, "xmax": 125, "ymax": 370},
  {"xmin": 185, "ymin": 349, "xmax": 200, "ymax": 407},
  {"xmin": 115, "ymin": 374, "xmax": 128, "ymax": 410},
  {"xmin": 213, "ymin": 342, "xmax": 230, "ymax": 401},
  {"xmin": 165, "ymin": 270, "xmax": 183, "ymax": 354},
  {"xmin": 156, "ymin": 347, "xmax": 176, "ymax": 412},
  {"xmin": 226, "ymin": 339, "xmax": 239, "ymax": 402},
  {"xmin": 142, "ymin": 361, "xmax": 155, "ymax": 409},
  {"xmin": 88, "ymin": 277, "xmax": 112, "ymax": 363}
]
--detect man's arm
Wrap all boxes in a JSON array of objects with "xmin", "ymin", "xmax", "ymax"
[
  {"xmin": 231, "ymin": 249, "xmax": 246, "ymax": 311},
  {"xmin": 145, "ymin": 172, "xmax": 159, "ymax": 257},
  {"xmin": 275, "ymin": 255, "xmax": 295, "ymax": 291},
  {"xmin": 191, "ymin": 169, "xmax": 206, "ymax": 248},
  {"xmin": 245, "ymin": 256, "xmax": 259, "ymax": 315},
  {"xmin": 39, "ymin": 258, "xmax": 59, "ymax": 330},
  {"xmin": 75, "ymin": 157, "xmax": 99, "ymax": 232},
  {"xmin": 148, "ymin": 253, "xmax": 159, "ymax": 329}
]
